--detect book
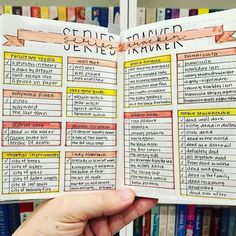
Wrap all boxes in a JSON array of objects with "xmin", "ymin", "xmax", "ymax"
[
  {"xmin": 137, "ymin": 7, "xmax": 146, "ymax": 26},
  {"xmin": 189, "ymin": 9, "xmax": 198, "ymax": 16},
  {"xmin": 185, "ymin": 205, "xmax": 195, "ymax": 236},
  {"xmin": 201, "ymin": 208, "xmax": 212, "ymax": 236},
  {"xmin": 198, "ymin": 9, "xmax": 209, "ymax": 15},
  {"xmin": 175, "ymin": 204, "xmax": 187, "ymax": 236},
  {"xmin": 113, "ymin": 6, "xmax": 120, "ymax": 25},
  {"xmin": 3, "ymin": 6, "xmax": 12, "ymax": 14},
  {"xmin": 99, "ymin": 7, "xmax": 109, "ymax": 28},
  {"xmin": 179, "ymin": 9, "xmax": 189, "ymax": 18},
  {"xmin": 85, "ymin": 7, "xmax": 92, "ymax": 22},
  {"xmin": 220, "ymin": 208, "xmax": 230, "ymax": 235},
  {"xmin": 165, "ymin": 8, "xmax": 172, "ymax": 20},
  {"xmin": 31, "ymin": 6, "xmax": 40, "ymax": 18},
  {"xmin": 151, "ymin": 205, "xmax": 160, "ymax": 236},
  {"xmin": 228, "ymin": 208, "xmax": 236, "ymax": 236},
  {"xmin": 143, "ymin": 210, "xmax": 151, "ymax": 236},
  {"xmin": 58, "ymin": 6, "xmax": 67, "ymax": 21},
  {"xmin": 19, "ymin": 202, "xmax": 34, "ymax": 223},
  {"xmin": 49, "ymin": 6, "xmax": 58, "ymax": 20},
  {"xmin": 7, "ymin": 203, "xmax": 21, "ymax": 235},
  {"xmin": 193, "ymin": 207, "xmax": 202, "ymax": 236},
  {"xmin": 159, "ymin": 205, "xmax": 168, "ymax": 236},
  {"xmin": 75, "ymin": 7, "xmax": 85, "ymax": 23},
  {"xmin": 22, "ymin": 6, "xmax": 31, "ymax": 17},
  {"xmin": 0, "ymin": 6, "xmax": 3, "ymax": 15},
  {"xmin": 1, "ymin": 10, "xmax": 236, "ymax": 204},
  {"xmin": 156, "ymin": 8, "xmax": 165, "ymax": 21},
  {"xmin": 146, "ymin": 8, "xmax": 156, "ymax": 24},
  {"xmin": 210, "ymin": 208, "xmax": 221, "ymax": 236},
  {"xmin": 133, "ymin": 215, "xmax": 143, "ymax": 236},
  {"xmin": 108, "ymin": 6, "xmax": 114, "ymax": 25},
  {"xmin": 91, "ymin": 7, "xmax": 100, "ymax": 25},
  {"xmin": 67, "ymin": 7, "xmax": 76, "ymax": 22},
  {"xmin": 167, "ymin": 205, "xmax": 176, "ymax": 236},
  {"xmin": 0, "ymin": 205, "xmax": 9, "ymax": 236},
  {"xmin": 12, "ymin": 7, "xmax": 22, "ymax": 16},
  {"xmin": 171, "ymin": 9, "xmax": 180, "ymax": 19},
  {"xmin": 40, "ymin": 6, "xmax": 49, "ymax": 19}
]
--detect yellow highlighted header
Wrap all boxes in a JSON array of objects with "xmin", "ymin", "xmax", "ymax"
[
  {"xmin": 125, "ymin": 55, "xmax": 171, "ymax": 68},
  {"xmin": 4, "ymin": 52, "xmax": 62, "ymax": 63},
  {"xmin": 178, "ymin": 108, "xmax": 236, "ymax": 117},
  {"xmin": 67, "ymin": 87, "xmax": 117, "ymax": 96},
  {"xmin": 3, "ymin": 151, "xmax": 60, "ymax": 159}
]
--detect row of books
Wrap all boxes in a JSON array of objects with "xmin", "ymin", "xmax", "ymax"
[
  {"xmin": 0, "ymin": 6, "xmax": 120, "ymax": 27},
  {"xmin": 137, "ymin": 7, "xmax": 225, "ymax": 25},
  {"xmin": 134, "ymin": 204, "xmax": 236, "ymax": 236}
]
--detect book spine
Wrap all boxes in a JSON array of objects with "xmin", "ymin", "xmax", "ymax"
[
  {"xmin": 220, "ymin": 208, "xmax": 230, "ymax": 236},
  {"xmin": 143, "ymin": 210, "xmax": 151, "ymax": 236},
  {"xmin": 91, "ymin": 7, "xmax": 100, "ymax": 25},
  {"xmin": 137, "ymin": 7, "xmax": 146, "ymax": 26},
  {"xmin": 209, "ymin": 9, "xmax": 224, "ymax": 13},
  {"xmin": 108, "ymin": 6, "xmax": 114, "ymax": 25},
  {"xmin": 3, "ymin": 6, "xmax": 12, "ymax": 14},
  {"xmin": 0, "ymin": 205, "xmax": 9, "ymax": 236},
  {"xmin": 159, "ymin": 205, "xmax": 168, "ymax": 236},
  {"xmin": 186, "ymin": 205, "xmax": 195, "ymax": 236},
  {"xmin": 198, "ymin": 8, "xmax": 209, "ymax": 15},
  {"xmin": 201, "ymin": 208, "xmax": 212, "ymax": 236},
  {"xmin": 151, "ymin": 205, "xmax": 160, "ymax": 236},
  {"xmin": 146, "ymin": 8, "xmax": 156, "ymax": 24},
  {"xmin": 167, "ymin": 205, "xmax": 176, "ymax": 236},
  {"xmin": 7, "ymin": 204, "xmax": 21, "ymax": 235},
  {"xmin": 12, "ymin": 6, "xmax": 22, "ymax": 15},
  {"xmin": 22, "ymin": 6, "xmax": 31, "ymax": 17},
  {"xmin": 179, "ymin": 8, "xmax": 189, "ymax": 18},
  {"xmin": 113, "ymin": 6, "xmax": 120, "ymax": 25},
  {"xmin": 227, "ymin": 208, "xmax": 236, "ymax": 236},
  {"xmin": 165, "ymin": 8, "xmax": 172, "ymax": 20},
  {"xmin": 189, "ymin": 9, "xmax": 198, "ymax": 16},
  {"xmin": 156, "ymin": 8, "xmax": 165, "ymax": 21},
  {"xmin": 75, "ymin": 7, "xmax": 85, "ymax": 23},
  {"xmin": 49, "ymin": 6, "xmax": 58, "ymax": 20},
  {"xmin": 58, "ymin": 6, "xmax": 67, "ymax": 21},
  {"xmin": 171, "ymin": 8, "xmax": 180, "ymax": 19},
  {"xmin": 85, "ymin": 7, "xmax": 92, "ymax": 22},
  {"xmin": 19, "ymin": 202, "xmax": 34, "ymax": 223},
  {"xmin": 99, "ymin": 7, "xmax": 109, "ymax": 27},
  {"xmin": 175, "ymin": 204, "xmax": 187, "ymax": 236},
  {"xmin": 40, "ymin": 6, "xmax": 49, "ymax": 19},
  {"xmin": 193, "ymin": 206, "xmax": 202, "ymax": 236},
  {"xmin": 67, "ymin": 7, "xmax": 76, "ymax": 22},
  {"xmin": 210, "ymin": 208, "xmax": 221, "ymax": 236},
  {"xmin": 31, "ymin": 6, "xmax": 40, "ymax": 18},
  {"xmin": 133, "ymin": 215, "xmax": 143, "ymax": 236},
  {"xmin": 0, "ymin": 6, "xmax": 3, "ymax": 15}
]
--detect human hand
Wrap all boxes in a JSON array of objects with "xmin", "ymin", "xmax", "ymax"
[{"xmin": 13, "ymin": 189, "xmax": 158, "ymax": 236}]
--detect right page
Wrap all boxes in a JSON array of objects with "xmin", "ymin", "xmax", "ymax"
[{"xmin": 118, "ymin": 9, "xmax": 236, "ymax": 205}]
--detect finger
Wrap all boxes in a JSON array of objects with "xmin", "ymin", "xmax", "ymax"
[
  {"xmin": 108, "ymin": 197, "xmax": 158, "ymax": 234},
  {"xmin": 89, "ymin": 216, "xmax": 112, "ymax": 236},
  {"xmin": 53, "ymin": 188, "xmax": 135, "ymax": 222}
]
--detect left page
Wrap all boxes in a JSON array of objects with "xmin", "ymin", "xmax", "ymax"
[{"xmin": 0, "ymin": 14, "xmax": 119, "ymax": 201}]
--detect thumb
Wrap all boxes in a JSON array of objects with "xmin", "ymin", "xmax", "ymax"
[{"xmin": 54, "ymin": 188, "xmax": 135, "ymax": 221}]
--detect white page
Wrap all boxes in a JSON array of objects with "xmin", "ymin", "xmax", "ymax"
[
  {"xmin": 0, "ymin": 14, "xmax": 119, "ymax": 201},
  {"xmin": 119, "ymin": 9, "xmax": 236, "ymax": 205}
]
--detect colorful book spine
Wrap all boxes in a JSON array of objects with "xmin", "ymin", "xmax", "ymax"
[
  {"xmin": 171, "ymin": 8, "xmax": 180, "ymax": 19},
  {"xmin": 133, "ymin": 215, "xmax": 143, "ymax": 236},
  {"xmin": 209, "ymin": 9, "xmax": 224, "ymax": 13},
  {"xmin": 92, "ymin": 7, "xmax": 100, "ymax": 25},
  {"xmin": 201, "ymin": 208, "xmax": 212, "ymax": 236},
  {"xmin": 156, "ymin": 8, "xmax": 165, "ymax": 21},
  {"xmin": 49, "ymin": 6, "xmax": 58, "ymax": 20},
  {"xmin": 22, "ymin": 6, "xmax": 31, "ymax": 17},
  {"xmin": 113, "ymin": 6, "xmax": 120, "ymax": 25},
  {"xmin": 189, "ymin": 9, "xmax": 198, "ymax": 16},
  {"xmin": 228, "ymin": 208, "xmax": 236, "ymax": 236},
  {"xmin": 19, "ymin": 202, "xmax": 34, "ymax": 223},
  {"xmin": 175, "ymin": 204, "xmax": 187, "ymax": 236},
  {"xmin": 159, "ymin": 205, "xmax": 168, "ymax": 236},
  {"xmin": 8, "ymin": 204, "xmax": 21, "ymax": 235},
  {"xmin": 137, "ymin": 7, "xmax": 146, "ymax": 26},
  {"xmin": 3, "ymin": 6, "xmax": 12, "ymax": 14},
  {"xmin": 67, "ymin": 7, "xmax": 76, "ymax": 22},
  {"xmin": 146, "ymin": 8, "xmax": 156, "ymax": 24},
  {"xmin": 31, "ymin": 6, "xmax": 40, "ymax": 18},
  {"xmin": 165, "ymin": 8, "xmax": 172, "ymax": 20},
  {"xmin": 151, "ymin": 205, "xmax": 160, "ymax": 236},
  {"xmin": 58, "ymin": 6, "xmax": 67, "ymax": 21},
  {"xmin": 75, "ymin": 7, "xmax": 85, "ymax": 23},
  {"xmin": 99, "ymin": 7, "xmax": 109, "ymax": 27},
  {"xmin": 220, "ymin": 208, "xmax": 230, "ymax": 236},
  {"xmin": 186, "ymin": 205, "xmax": 195, "ymax": 236},
  {"xmin": 40, "ymin": 6, "xmax": 49, "ymax": 19},
  {"xmin": 193, "ymin": 206, "xmax": 202, "ymax": 236},
  {"xmin": 143, "ymin": 210, "xmax": 151, "ymax": 236},
  {"xmin": 12, "ymin": 6, "xmax": 22, "ymax": 15},
  {"xmin": 198, "ymin": 8, "xmax": 209, "ymax": 15},
  {"xmin": 167, "ymin": 205, "xmax": 176, "ymax": 236},
  {"xmin": 0, "ymin": 204, "xmax": 9, "ymax": 236}
]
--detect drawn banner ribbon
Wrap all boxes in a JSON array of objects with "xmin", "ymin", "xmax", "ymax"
[{"xmin": 3, "ymin": 26, "xmax": 236, "ymax": 51}]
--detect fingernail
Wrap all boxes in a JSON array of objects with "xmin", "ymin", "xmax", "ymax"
[{"xmin": 118, "ymin": 188, "xmax": 134, "ymax": 201}]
